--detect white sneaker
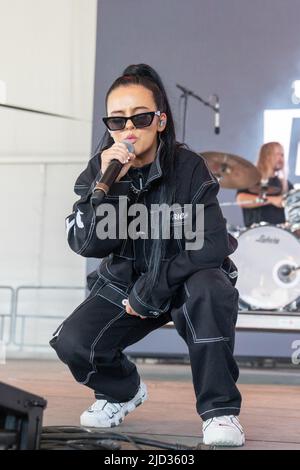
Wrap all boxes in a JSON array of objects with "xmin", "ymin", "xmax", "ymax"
[
  {"xmin": 202, "ymin": 415, "xmax": 245, "ymax": 447},
  {"xmin": 80, "ymin": 382, "xmax": 148, "ymax": 428}
]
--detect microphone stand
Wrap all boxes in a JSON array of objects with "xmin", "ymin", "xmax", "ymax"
[{"xmin": 176, "ymin": 84, "xmax": 218, "ymax": 142}]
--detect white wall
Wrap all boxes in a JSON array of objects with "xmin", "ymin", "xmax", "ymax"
[
  {"xmin": 0, "ymin": 0, "xmax": 95, "ymax": 119},
  {"xmin": 0, "ymin": 0, "xmax": 97, "ymax": 354}
]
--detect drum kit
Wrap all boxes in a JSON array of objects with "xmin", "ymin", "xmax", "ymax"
[{"xmin": 202, "ymin": 151, "xmax": 300, "ymax": 312}]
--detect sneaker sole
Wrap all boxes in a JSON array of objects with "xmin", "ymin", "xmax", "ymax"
[
  {"xmin": 80, "ymin": 387, "xmax": 147, "ymax": 428},
  {"xmin": 203, "ymin": 435, "xmax": 245, "ymax": 447}
]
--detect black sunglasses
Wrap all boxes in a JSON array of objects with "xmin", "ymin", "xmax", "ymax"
[{"xmin": 102, "ymin": 111, "xmax": 161, "ymax": 131}]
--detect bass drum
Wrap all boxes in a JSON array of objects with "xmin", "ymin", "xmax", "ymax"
[{"xmin": 230, "ymin": 224, "xmax": 300, "ymax": 310}]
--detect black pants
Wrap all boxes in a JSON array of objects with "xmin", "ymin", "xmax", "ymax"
[{"xmin": 50, "ymin": 268, "xmax": 241, "ymax": 420}]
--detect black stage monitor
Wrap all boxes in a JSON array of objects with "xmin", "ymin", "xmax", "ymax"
[{"xmin": 0, "ymin": 381, "xmax": 47, "ymax": 450}]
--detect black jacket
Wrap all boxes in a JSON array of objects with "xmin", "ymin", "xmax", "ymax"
[{"xmin": 66, "ymin": 145, "xmax": 238, "ymax": 317}]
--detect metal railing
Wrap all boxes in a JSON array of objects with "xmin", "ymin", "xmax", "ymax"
[
  {"xmin": 0, "ymin": 286, "xmax": 14, "ymax": 342},
  {"xmin": 0, "ymin": 285, "xmax": 85, "ymax": 350}
]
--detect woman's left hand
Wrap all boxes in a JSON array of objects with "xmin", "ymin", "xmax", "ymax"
[{"xmin": 125, "ymin": 300, "xmax": 147, "ymax": 319}]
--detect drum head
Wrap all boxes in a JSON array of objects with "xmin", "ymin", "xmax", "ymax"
[{"xmin": 231, "ymin": 225, "xmax": 300, "ymax": 309}]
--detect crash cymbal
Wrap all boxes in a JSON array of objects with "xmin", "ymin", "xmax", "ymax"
[
  {"xmin": 247, "ymin": 183, "xmax": 281, "ymax": 196},
  {"xmin": 201, "ymin": 151, "xmax": 261, "ymax": 189}
]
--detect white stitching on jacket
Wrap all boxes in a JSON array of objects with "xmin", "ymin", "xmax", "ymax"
[
  {"xmin": 191, "ymin": 179, "xmax": 216, "ymax": 204},
  {"xmin": 132, "ymin": 285, "xmax": 171, "ymax": 313},
  {"xmin": 105, "ymin": 262, "xmax": 128, "ymax": 287}
]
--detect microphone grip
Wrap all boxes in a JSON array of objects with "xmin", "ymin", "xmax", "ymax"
[
  {"xmin": 91, "ymin": 187, "xmax": 106, "ymax": 205},
  {"xmin": 91, "ymin": 159, "xmax": 123, "ymax": 205}
]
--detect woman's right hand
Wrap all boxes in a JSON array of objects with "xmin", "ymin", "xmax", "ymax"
[{"xmin": 100, "ymin": 142, "xmax": 136, "ymax": 181}]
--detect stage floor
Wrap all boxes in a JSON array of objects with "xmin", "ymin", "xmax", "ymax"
[{"xmin": 1, "ymin": 360, "xmax": 300, "ymax": 450}]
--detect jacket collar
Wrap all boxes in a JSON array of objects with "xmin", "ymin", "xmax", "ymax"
[
  {"xmin": 145, "ymin": 140, "xmax": 163, "ymax": 186},
  {"xmin": 126, "ymin": 139, "xmax": 164, "ymax": 188}
]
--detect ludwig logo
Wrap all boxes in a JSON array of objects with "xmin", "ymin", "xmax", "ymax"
[{"xmin": 256, "ymin": 235, "xmax": 280, "ymax": 244}]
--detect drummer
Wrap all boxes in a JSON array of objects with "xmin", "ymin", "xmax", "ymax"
[{"xmin": 236, "ymin": 142, "xmax": 294, "ymax": 227}]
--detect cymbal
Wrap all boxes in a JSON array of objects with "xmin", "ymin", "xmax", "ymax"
[
  {"xmin": 247, "ymin": 183, "xmax": 281, "ymax": 196},
  {"xmin": 201, "ymin": 151, "xmax": 261, "ymax": 189}
]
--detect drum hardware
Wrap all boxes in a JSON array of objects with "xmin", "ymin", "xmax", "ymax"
[
  {"xmin": 283, "ymin": 188, "xmax": 300, "ymax": 233},
  {"xmin": 247, "ymin": 183, "xmax": 281, "ymax": 197},
  {"xmin": 220, "ymin": 186, "xmax": 281, "ymax": 209},
  {"xmin": 275, "ymin": 262, "xmax": 299, "ymax": 287},
  {"xmin": 279, "ymin": 265, "xmax": 300, "ymax": 277},
  {"xmin": 220, "ymin": 199, "xmax": 266, "ymax": 207},
  {"xmin": 284, "ymin": 298, "xmax": 300, "ymax": 312}
]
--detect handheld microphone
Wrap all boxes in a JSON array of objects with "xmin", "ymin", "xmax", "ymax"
[
  {"xmin": 91, "ymin": 140, "xmax": 134, "ymax": 205},
  {"xmin": 214, "ymin": 95, "xmax": 220, "ymax": 134}
]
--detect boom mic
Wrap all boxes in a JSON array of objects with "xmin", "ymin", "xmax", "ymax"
[{"xmin": 91, "ymin": 140, "xmax": 134, "ymax": 205}]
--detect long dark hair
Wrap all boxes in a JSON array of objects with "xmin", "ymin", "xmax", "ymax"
[{"xmin": 96, "ymin": 64, "xmax": 182, "ymax": 298}]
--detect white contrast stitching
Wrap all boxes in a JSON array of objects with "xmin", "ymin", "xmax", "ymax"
[
  {"xmin": 76, "ymin": 201, "xmax": 96, "ymax": 255},
  {"xmin": 197, "ymin": 153, "xmax": 219, "ymax": 182},
  {"xmin": 191, "ymin": 180, "xmax": 216, "ymax": 204},
  {"xmin": 79, "ymin": 309, "xmax": 126, "ymax": 385},
  {"xmin": 105, "ymin": 262, "xmax": 128, "ymax": 287},
  {"xmin": 113, "ymin": 253, "xmax": 135, "ymax": 260},
  {"xmin": 201, "ymin": 406, "xmax": 241, "ymax": 417},
  {"xmin": 183, "ymin": 304, "xmax": 230, "ymax": 344},
  {"xmin": 132, "ymin": 285, "xmax": 171, "ymax": 312},
  {"xmin": 184, "ymin": 282, "xmax": 190, "ymax": 298}
]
